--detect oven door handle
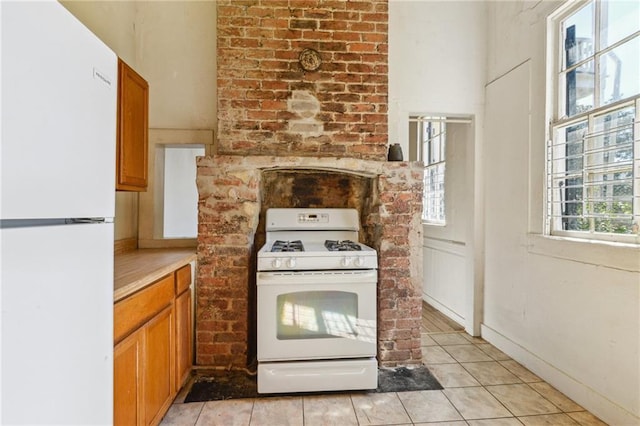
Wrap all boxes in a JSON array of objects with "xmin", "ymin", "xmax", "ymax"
[{"xmin": 257, "ymin": 270, "xmax": 377, "ymax": 285}]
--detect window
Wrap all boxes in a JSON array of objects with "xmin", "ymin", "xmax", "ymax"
[
  {"xmin": 410, "ymin": 116, "xmax": 447, "ymax": 224},
  {"xmin": 547, "ymin": 0, "xmax": 640, "ymax": 242},
  {"xmin": 137, "ymin": 129, "xmax": 212, "ymax": 247}
]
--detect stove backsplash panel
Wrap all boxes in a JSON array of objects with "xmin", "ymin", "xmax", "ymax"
[{"xmin": 196, "ymin": 156, "xmax": 424, "ymax": 368}]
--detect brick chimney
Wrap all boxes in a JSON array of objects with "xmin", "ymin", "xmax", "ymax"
[
  {"xmin": 216, "ymin": 0, "xmax": 389, "ymax": 160},
  {"xmin": 195, "ymin": 0, "xmax": 425, "ymax": 370}
]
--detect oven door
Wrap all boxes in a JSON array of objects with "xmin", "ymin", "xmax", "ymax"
[{"xmin": 257, "ymin": 270, "xmax": 377, "ymax": 361}]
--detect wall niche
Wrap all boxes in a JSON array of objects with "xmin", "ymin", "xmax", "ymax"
[{"xmin": 256, "ymin": 169, "xmax": 379, "ymax": 250}]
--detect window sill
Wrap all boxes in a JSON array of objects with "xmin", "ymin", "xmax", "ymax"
[
  {"xmin": 138, "ymin": 238, "xmax": 197, "ymax": 249},
  {"xmin": 527, "ymin": 233, "xmax": 640, "ymax": 272},
  {"xmin": 422, "ymin": 221, "xmax": 446, "ymax": 227}
]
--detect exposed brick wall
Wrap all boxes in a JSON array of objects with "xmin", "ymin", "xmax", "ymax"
[
  {"xmin": 197, "ymin": 0, "xmax": 423, "ymax": 370},
  {"xmin": 216, "ymin": 0, "xmax": 389, "ymax": 160},
  {"xmin": 196, "ymin": 156, "xmax": 424, "ymax": 368}
]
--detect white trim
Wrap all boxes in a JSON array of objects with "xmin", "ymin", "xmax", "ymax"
[
  {"xmin": 137, "ymin": 128, "xmax": 214, "ymax": 248},
  {"xmin": 423, "ymin": 294, "xmax": 465, "ymax": 329},
  {"xmin": 481, "ymin": 324, "xmax": 640, "ymax": 426},
  {"xmin": 528, "ymin": 233, "xmax": 640, "ymax": 272},
  {"xmin": 423, "ymin": 236, "xmax": 466, "ymax": 256}
]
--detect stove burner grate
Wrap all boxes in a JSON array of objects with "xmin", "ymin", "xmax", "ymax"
[
  {"xmin": 271, "ymin": 240, "xmax": 305, "ymax": 252},
  {"xmin": 324, "ymin": 240, "xmax": 362, "ymax": 251}
]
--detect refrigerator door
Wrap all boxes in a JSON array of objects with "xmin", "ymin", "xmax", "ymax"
[
  {"xmin": 0, "ymin": 1, "xmax": 117, "ymax": 220},
  {"xmin": 0, "ymin": 222, "xmax": 114, "ymax": 425}
]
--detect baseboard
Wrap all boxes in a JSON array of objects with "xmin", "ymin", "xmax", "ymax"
[
  {"xmin": 481, "ymin": 324, "xmax": 639, "ymax": 426},
  {"xmin": 423, "ymin": 295, "xmax": 465, "ymax": 327}
]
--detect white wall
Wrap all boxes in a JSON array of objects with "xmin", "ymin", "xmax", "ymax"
[
  {"xmin": 483, "ymin": 2, "xmax": 640, "ymax": 424},
  {"xmin": 389, "ymin": 1, "xmax": 486, "ymax": 149},
  {"xmin": 62, "ymin": 2, "xmax": 217, "ymax": 139},
  {"xmin": 60, "ymin": 1, "xmax": 216, "ymax": 243},
  {"xmin": 134, "ymin": 2, "xmax": 216, "ymax": 131},
  {"xmin": 389, "ymin": 0, "xmax": 487, "ymax": 333}
]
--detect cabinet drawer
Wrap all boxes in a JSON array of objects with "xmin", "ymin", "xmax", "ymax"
[
  {"xmin": 114, "ymin": 274, "xmax": 174, "ymax": 343},
  {"xmin": 175, "ymin": 264, "xmax": 191, "ymax": 295}
]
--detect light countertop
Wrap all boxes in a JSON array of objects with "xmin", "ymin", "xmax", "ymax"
[{"xmin": 114, "ymin": 248, "xmax": 196, "ymax": 302}]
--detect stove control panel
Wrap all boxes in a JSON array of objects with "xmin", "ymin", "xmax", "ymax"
[
  {"xmin": 341, "ymin": 256, "xmax": 367, "ymax": 267},
  {"xmin": 259, "ymin": 254, "xmax": 377, "ymax": 271},
  {"xmin": 269, "ymin": 258, "xmax": 298, "ymax": 269},
  {"xmin": 297, "ymin": 213, "xmax": 329, "ymax": 224}
]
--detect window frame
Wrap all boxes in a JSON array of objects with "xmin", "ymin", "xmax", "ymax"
[
  {"xmin": 137, "ymin": 128, "xmax": 213, "ymax": 248},
  {"xmin": 412, "ymin": 116, "xmax": 447, "ymax": 225},
  {"xmin": 546, "ymin": 0, "xmax": 640, "ymax": 244}
]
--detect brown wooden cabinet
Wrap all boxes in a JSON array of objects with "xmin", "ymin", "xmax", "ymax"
[
  {"xmin": 174, "ymin": 265, "xmax": 193, "ymax": 389},
  {"xmin": 114, "ymin": 331, "xmax": 142, "ymax": 426},
  {"xmin": 143, "ymin": 305, "xmax": 174, "ymax": 426},
  {"xmin": 114, "ymin": 263, "xmax": 193, "ymax": 426},
  {"xmin": 116, "ymin": 59, "xmax": 148, "ymax": 191}
]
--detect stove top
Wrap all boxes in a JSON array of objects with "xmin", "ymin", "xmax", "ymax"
[
  {"xmin": 271, "ymin": 240, "xmax": 304, "ymax": 252},
  {"xmin": 324, "ymin": 240, "xmax": 362, "ymax": 251},
  {"xmin": 258, "ymin": 209, "xmax": 377, "ymax": 271}
]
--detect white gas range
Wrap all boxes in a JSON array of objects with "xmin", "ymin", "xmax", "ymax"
[{"xmin": 256, "ymin": 208, "xmax": 378, "ymax": 394}]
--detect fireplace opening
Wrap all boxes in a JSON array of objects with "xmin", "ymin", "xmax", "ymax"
[
  {"xmin": 246, "ymin": 168, "xmax": 380, "ymax": 365},
  {"xmin": 256, "ymin": 169, "xmax": 379, "ymax": 250}
]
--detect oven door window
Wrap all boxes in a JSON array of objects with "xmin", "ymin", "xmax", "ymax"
[{"xmin": 277, "ymin": 291, "xmax": 358, "ymax": 340}]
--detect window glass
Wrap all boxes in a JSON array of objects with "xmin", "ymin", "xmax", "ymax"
[
  {"xmin": 548, "ymin": 0, "xmax": 640, "ymax": 242},
  {"xmin": 565, "ymin": 60, "xmax": 595, "ymax": 116},
  {"xmin": 589, "ymin": 107, "xmax": 635, "ymax": 233},
  {"xmin": 423, "ymin": 163, "xmax": 445, "ymax": 223},
  {"xmin": 422, "ymin": 119, "xmax": 446, "ymax": 224},
  {"xmin": 551, "ymin": 122, "xmax": 588, "ymax": 231},
  {"xmin": 562, "ymin": 2, "xmax": 593, "ymax": 69},
  {"xmin": 599, "ymin": 37, "xmax": 640, "ymax": 105},
  {"xmin": 599, "ymin": 1, "xmax": 640, "ymax": 49}
]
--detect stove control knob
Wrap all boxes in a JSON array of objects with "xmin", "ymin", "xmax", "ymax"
[
  {"xmin": 355, "ymin": 257, "xmax": 365, "ymax": 267},
  {"xmin": 272, "ymin": 258, "xmax": 282, "ymax": 269},
  {"xmin": 287, "ymin": 258, "xmax": 296, "ymax": 268},
  {"xmin": 341, "ymin": 257, "xmax": 351, "ymax": 267}
]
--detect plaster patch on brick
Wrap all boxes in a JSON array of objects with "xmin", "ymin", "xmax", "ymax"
[{"xmin": 287, "ymin": 90, "xmax": 324, "ymax": 136}]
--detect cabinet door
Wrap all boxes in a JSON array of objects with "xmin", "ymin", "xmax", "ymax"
[
  {"xmin": 116, "ymin": 59, "xmax": 148, "ymax": 191},
  {"xmin": 114, "ymin": 330, "xmax": 143, "ymax": 426},
  {"xmin": 143, "ymin": 305, "xmax": 174, "ymax": 426},
  {"xmin": 175, "ymin": 289, "xmax": 192, "ymax": 389}
]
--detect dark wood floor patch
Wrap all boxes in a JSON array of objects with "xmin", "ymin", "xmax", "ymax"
[{"xmin": 421, "ymin": 301, "xmax": 465, "ymax": 333}]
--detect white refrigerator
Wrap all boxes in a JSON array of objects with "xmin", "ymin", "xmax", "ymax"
[{"xmin": 1, "ymin": 2, "xmax": 117, "ymax": 424}]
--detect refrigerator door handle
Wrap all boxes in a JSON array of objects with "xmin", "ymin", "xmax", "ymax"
[{"xmin": 66, "ymin": 217, "xmax": 113, "ymax": 224}]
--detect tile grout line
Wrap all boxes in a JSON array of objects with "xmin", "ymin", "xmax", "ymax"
[
  {"xmin": 428, "ymin": 331, "xmax": 578, "ymax": 424},
  {"xmin": 434, "ymin": 335, "xmax": 520, "ymax": 424},
  {"xmin": 165, "ymin": 330, "xmax": 602, "ymax": 425}
]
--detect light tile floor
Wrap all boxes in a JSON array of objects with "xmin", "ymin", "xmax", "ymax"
[{"xmin": 160, "ymin": 331, "xmax": 608, "ymax": 426}]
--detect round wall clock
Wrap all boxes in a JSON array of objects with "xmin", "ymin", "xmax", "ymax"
[{"xmin": 299, "ymin": 48, "xmax": 322, "ymax": 72}]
